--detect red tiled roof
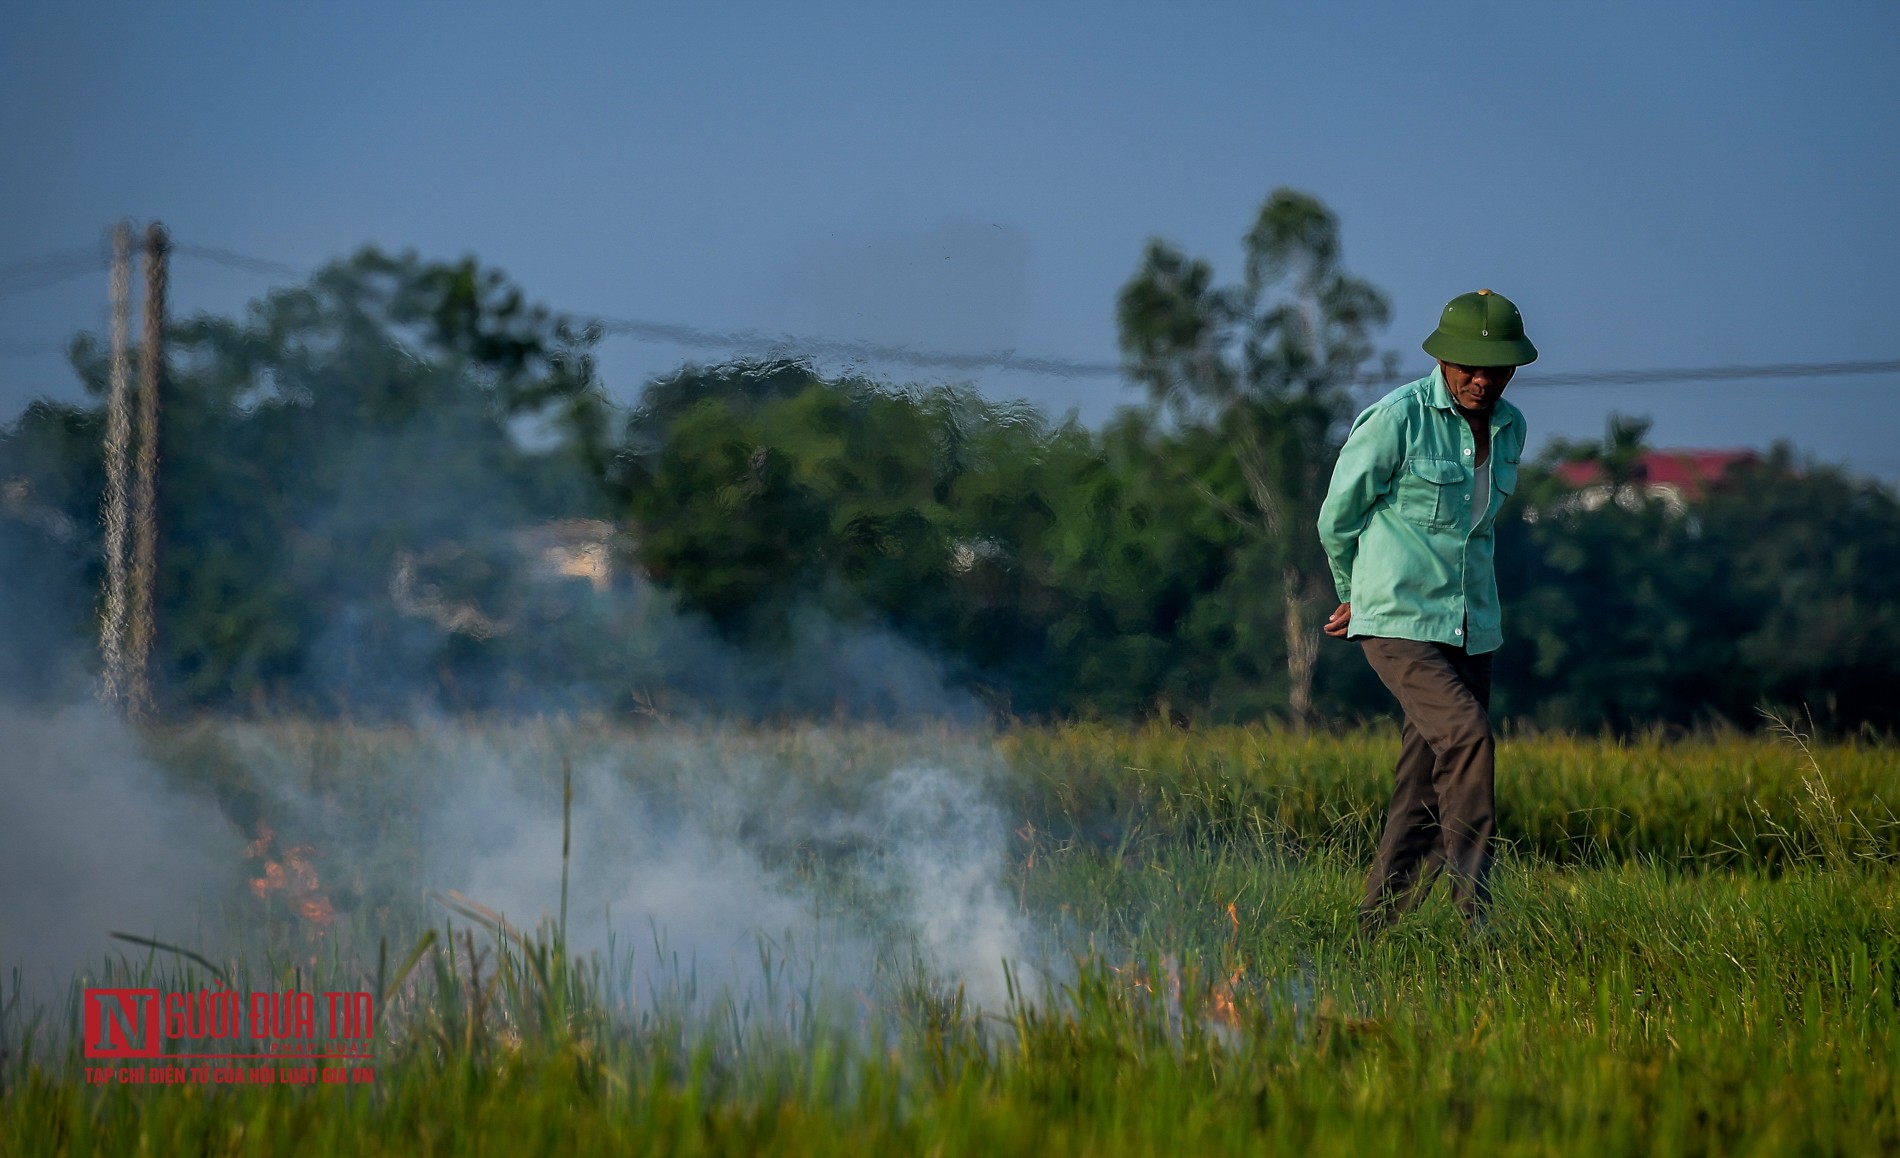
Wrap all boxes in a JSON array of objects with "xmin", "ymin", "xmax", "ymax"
[{"xmin": 1553, "ymin": 450, "xmax": 1759, "ymax": 497}]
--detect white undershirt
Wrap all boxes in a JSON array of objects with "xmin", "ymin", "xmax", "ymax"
[{"xmin": 1471, "ymin": 458, "xmax": 1491, "ymax": 534}]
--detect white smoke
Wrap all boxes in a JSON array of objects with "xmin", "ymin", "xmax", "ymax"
[
  {"xmin": 414, "ymin": 723, "xmax": 1040, "ymax": 1013},
  {"xmin": 858, "ymin": 763, "xmax": 1030, "ymax": 1009},
  {"xmin": 0, "ymin": 704, "xmax": 240, "ymax": 1001},
  {"xmin": 1, "ymin": 704, "xmax": 1045, "ymax": 1039}
]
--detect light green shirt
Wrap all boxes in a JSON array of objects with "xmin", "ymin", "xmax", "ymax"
[{"xmin": 1316, "ymin": 367, "xmax": 1527, "ymax": 654}]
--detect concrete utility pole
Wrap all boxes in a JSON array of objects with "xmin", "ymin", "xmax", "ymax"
[
  {"xmin": 99, "ymin": 222, "xmax": 135, "ymax": 713},
  {"xmin": 125, "ymin": 222, "xmax": 168, "ymax": 722}
]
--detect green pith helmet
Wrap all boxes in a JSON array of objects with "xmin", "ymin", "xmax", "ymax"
[{"xmin": 1422, "ymin": 288, "xmax": 1538, "ymax": 367}]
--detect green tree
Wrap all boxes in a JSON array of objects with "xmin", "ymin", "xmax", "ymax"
[
  {"xmin": 1116, "ymin": 188, "xmax": 1391, "ymax": 726},
  {"xmin": 620, "ymin": 361, "xmax": 1087, "ymax": 711},
  {"xmin": 1494, "ymin": 419, "xmax": 1720, "ymax": 730},
  {"xmin": 1032, "ymin": 410, "xmax": 1237, "ymax": 719},
  {"xmin": 9, "ymin": 248, "xmax": 616, "ymax": 712},
  {"xmin": 1706, "ymin": 449, "xmax": 1900, "ymax": 730},
  {"xmin": 1493, "ymin": 417, "xmax": 1900, "ymax": 733}
]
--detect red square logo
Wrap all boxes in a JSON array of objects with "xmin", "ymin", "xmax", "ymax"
[{"xmin": 83, "ymin": 989, "xmax": 161, "ymax": 1059}]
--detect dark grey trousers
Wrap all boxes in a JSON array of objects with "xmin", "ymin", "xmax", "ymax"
[{"xmin": 1358, "ymin": 637, "xmax": 1496, "ymax": 930}]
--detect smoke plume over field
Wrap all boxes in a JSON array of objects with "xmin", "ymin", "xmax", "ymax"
[
  {"xmin": 1, "ymin": 703, "xmax": 1044, "ymax": 1021},
  {"xmin": 401, "ymin": 723, "xmax": 1038, "ymax": 1011}
]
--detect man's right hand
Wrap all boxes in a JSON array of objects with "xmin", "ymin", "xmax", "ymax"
[{"xmin": 1323, "ymin": 602, "xmax": 1352, "ymax": 639}]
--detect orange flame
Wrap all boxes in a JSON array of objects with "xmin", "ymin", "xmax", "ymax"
[
  {"xmin": 244, "ymin": 821, "xmax": 336, "ymax": 932},
  {"xmin": 1207, "ymin": 964, "xmax": 1246, "ymax": 1028}
]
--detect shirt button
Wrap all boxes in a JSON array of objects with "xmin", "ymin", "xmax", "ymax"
[
  {"xmin": 1464, "ymin": 494, "xmax": 1471, "ymax": 500},
  {"xmin": 1455, "ymin": 628, "xmax": 1463, "ymax": 636},
  {"xmin": 1463, "ymin": 448, "xmax": 1472, "ymax": 456}
]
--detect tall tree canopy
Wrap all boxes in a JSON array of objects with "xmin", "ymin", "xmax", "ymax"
[{"xmin": 1117, "ymin": 188, "xmax": 1392, "ymax": 725}]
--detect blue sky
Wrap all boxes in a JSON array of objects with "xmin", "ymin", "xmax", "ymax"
[{"xmin": 3, "ymin": 1, "xmax": 1897, "ymax": 475}]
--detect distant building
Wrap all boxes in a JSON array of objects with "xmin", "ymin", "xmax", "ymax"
[
  {"xmin": 1546, "ymin": 449, "xmax": 1760, "ymax": 517},
  {"xmin": 512, "ymin": 518, "xmax": 619, "ymax": 592},
  {"xmin": 390, "ymin": 519, "xmax": 632, "ymax": 638}
]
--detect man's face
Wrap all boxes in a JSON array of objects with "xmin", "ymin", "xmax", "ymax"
[{"xmin": 1438, "ymin": 360, "xmax": 1516, "ymax": 413}]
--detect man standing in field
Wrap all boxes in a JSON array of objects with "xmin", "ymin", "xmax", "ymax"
[{"xmin": 1316, "ymin": 289, "xmax": 1537, "ymax": 934}]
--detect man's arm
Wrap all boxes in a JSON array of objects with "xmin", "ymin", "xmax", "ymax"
[{"xmin": 1316, "ymin": 405, "xmax": 1403, "ymax": 607}]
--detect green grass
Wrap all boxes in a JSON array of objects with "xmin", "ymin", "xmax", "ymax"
[
  {"xmin": 1001, "ymin": 720, "xmax": 1900, "ymax": 867},
  {"xmin": 4, "ymin": 722, "xmax": 1898, "ymax": 1154},
  {"xmin": 156, "ymin": 717, "xmax": 1900, "ymax": 869}
]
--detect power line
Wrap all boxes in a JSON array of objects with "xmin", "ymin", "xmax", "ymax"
[
  {"xmin": 559, "ymin": 316, "xmax": 1900, "ymax": 391},
  {"xmin": 0, "ymin": 247, "xmax": 105, "ymax": 302},
  {"xmin": 3, "ymin": 237, "xmax": 1900, "ymax": 390},
  {"xmin": 1519, "ymin": 359, "xmax": 1900, "ymax": 388},
  {"xmin": 170, "ymin": 241, "xmax": 306, "ymax": 281},
  {"xmin": 0, "ymin": 245, "xmax": 103, "ymax": 284},
  {"xmin": 168, "ymin": 242, "xmax": 1131, "ymax": 376}
]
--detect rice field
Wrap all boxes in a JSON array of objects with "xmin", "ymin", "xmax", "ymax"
[{"xmin": 3, "ymin": 721, "xmax": 1897, "ymax": 1155}]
